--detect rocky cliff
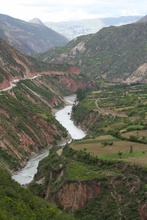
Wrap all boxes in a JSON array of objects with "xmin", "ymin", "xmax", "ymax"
[{"xmin": 50, "ymin": 181, "xmax": 101, "ymax": 211}]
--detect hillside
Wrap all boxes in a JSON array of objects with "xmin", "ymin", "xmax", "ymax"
[
  {"xmin": 0, "ymin": 37, "xmax": 86, "ymax": 170},
  {"xmin": 0, "ymin": 37, "xmax": 81, "ymax": 91},
  {"xmin": 29, "ymin": 145, "xmax": 147, "ymax": 219},
  {"xmin": 0, "ymin": 14, "xmax": 69, "ymax": 55},
  {"xmin": 72, "ymin": 83, "xmax": 147, "ymax": 132},
  {"xmin": 0, "ymin": 33, "xmax": 84, "ymax": 220},
  {"xmin": 44, "ymin": 16, "xmax": 142, "ymax": 40},
  {"xmin": 0, "ymin": 166, "xmax": 76, "ymax": 220},
  {"xmin": 0, "ymin": 14, "xmax": 147, "ymax": 220},
  {"xmin": 39, "ymin": 22, "xmax": 147, "ymax": 83}
]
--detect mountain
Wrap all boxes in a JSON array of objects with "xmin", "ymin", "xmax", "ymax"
[
  {"xmin": 39, "ymin": 22, "xmax": 147, "ymax": 83},
  {"xmin": 0, "ymin": 14, "xmax": 69, "ymax": 55},
  {"xmin": 45, "ymin": 16, "xmax": 142, "ymax": 40},
  {"xmin": 0, "ymin": 18, "xmax": 147, "ymax": 220},
  {"xmin": 29, "ymin": 17, "xmax": 45, "ymax": 26},
  {"xmin": 0, "ymin": 37, "xmax": 81, "ymax": 91},
  {"xmin": 137, "ymin": 15, "xmax": 147, "ymax": 23},
  {"xmin": 0, "ymin": 36, "xmax": 85, "ymax": 170}
]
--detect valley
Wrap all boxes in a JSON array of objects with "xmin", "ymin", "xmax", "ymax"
[
  {"xmin": 12, "ymin": 95, "xmax": 86, "ymax": 185},
  {"xmin": 0, "ymin": 13, "xmax": 147, "ymax": 220}
]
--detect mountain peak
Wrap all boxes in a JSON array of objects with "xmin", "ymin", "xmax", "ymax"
[{"xmin": 29, "ymin": 17, "xmax": 45, "ymax": 26}]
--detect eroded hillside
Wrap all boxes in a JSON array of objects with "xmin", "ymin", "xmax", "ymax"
[
  {"xmin": 0, "ymin": 37, "xmax": 87, "ymax": 170},
  {"xmin": 29, "ymin": 145, "xmax": 147, "ymax": 220},
  {"xmin": 39, "ymin": 22, "xmax": 147, "ymax": 83}
]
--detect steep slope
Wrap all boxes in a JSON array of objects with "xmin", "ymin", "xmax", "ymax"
[
  {"xmin": 0, "ymin": 37, "xmax": 81, "ymax": 91},
  {"xmin": 0, "ymin": 37, "xmax": 86, "ymax": 170},
  {"xmin": 45, "ymin": 16, "xmax": 142, "ymax": 40},
  {"xmin": 0, "ymin": 78, "xmax": 68, "ymax": 169},
  {"xmin": 29, "ymin": 145, "xmax": 147, "ymax": 219},
  {"xmin": 0, "ymin": 167, "xmax": 76, "ymax": 220},
  {"xmin": 0, "ymin": 14, "xmax": 69, "ymax": 55},
  {"xmin": 39, "ymin": 22, "xmax": 147, "ymax": 83}
]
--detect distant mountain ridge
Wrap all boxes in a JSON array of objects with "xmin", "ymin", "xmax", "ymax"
[
  {"xmin": 44, "ymin": 16, "xmax": 142, "ymax": 39},
  {"xmin": 0, "ymin": 14, "xmax": 69, "ymax": 55}
]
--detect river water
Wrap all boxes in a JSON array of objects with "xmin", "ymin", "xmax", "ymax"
[{"xmin": 12, "ymin": 95, "xmax": 86, "ymax": 185}]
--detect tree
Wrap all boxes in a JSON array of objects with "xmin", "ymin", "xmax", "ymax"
[
  {"xmin": 130, "ymin": 145, "xmax": 133, "ymax": 155},
  {"xmin": 118, "ymin": 151, "xmax": 122, "ymax": 159}
]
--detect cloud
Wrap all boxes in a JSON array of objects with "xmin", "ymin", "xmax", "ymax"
[{"xmin": 0, "ymin": 0, "xmax": 146, "ymax": 22}]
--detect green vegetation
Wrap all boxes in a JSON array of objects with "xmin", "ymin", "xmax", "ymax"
[
  {"xmin": 71, "ymin": 136, "xmax": 147, "ymax": 167},
  {"xmin": 39, "ymin": 22, "xmax": 147, "ymax": 81},
  {"xmin": 71, "ymin": 83, "xmax": 147, "ymax": 168},
  {"xmin": 0, "ymin": 166, "xmax": 76, "ymax": 220},
  {"xmin": 1, "ymin": 19, "xmax": 147, "ymax": 219},
  {"xmin": 72, "ymin": 83, "xmax": 147, "ymax": 140},
  {"xmin": 0, "ymin": 79, "xmax": 67, "ymax": 169},
  {"xmin": 29, "ymin": 145, "xmax": 147, "ymax": 220},
  {"xmin": 67, "ymin": 160, "xmax": 108, "ymax": 181}
]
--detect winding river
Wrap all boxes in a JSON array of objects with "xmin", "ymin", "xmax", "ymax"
[{"xmin": 12, "ymin": 95, "xmax": 86, "ymax": 185}]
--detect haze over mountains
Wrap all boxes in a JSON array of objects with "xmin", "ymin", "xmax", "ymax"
[
  {"xmin": 0, "ymin": 13, "xmax": 143, "ymax": 57},
  {"xmin": 0, "ymin": 14, "xmax": 69, "ymax": 55},
  {"xmin": 40, "ymin": 15, "xmax": 141, "ymax": 40}
]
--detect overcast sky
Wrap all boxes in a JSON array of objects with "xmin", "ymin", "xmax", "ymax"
[{"xmin": 0, "ymin": 0, "xmax": 146, "ymax": 22}]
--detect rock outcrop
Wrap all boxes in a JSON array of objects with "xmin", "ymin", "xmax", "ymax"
[{"xmin": 51, "ymin": 181, "xmax": 101, "ymax": 211}]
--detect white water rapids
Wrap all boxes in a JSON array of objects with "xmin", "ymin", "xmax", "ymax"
[{"xmin": 12, "ymin": 95, "xmax": 86, "ymax": 185}]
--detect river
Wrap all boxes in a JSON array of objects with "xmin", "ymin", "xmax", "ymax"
[{"xmin": 12, "ymin": 95, "xmax": 86, "ymax": 185}]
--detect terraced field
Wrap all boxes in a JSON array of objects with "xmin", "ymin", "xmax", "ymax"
[
  {"xmin": 71, "ymin": 135, "xmax": 147, "ymax": 167},
  {"xmin": 72, "ymin": 83, "xmax": 147, "ymax": 167}
]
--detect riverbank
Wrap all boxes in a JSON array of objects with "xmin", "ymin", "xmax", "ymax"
[{"xmin": 12, "ymin": 94, "xmax": 86, "ymax": 185}]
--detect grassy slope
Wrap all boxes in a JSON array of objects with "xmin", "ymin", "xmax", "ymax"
[{"xmin": 0, "ymin": 166, "xmax": 76, "ymax": 220}]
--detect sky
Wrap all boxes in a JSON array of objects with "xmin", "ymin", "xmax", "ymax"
[{"xmin": 0, "ymin": 0, "xmax": 146, "ymax": 22}]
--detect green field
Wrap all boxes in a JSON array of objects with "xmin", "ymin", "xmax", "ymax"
[
  {"xmin": 71, "ymin": 135, "xmax": 147, "ymax": 167},
  {"xmin": 72, "ymin": 83, "xmax": 147, "ymax": 168}
]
